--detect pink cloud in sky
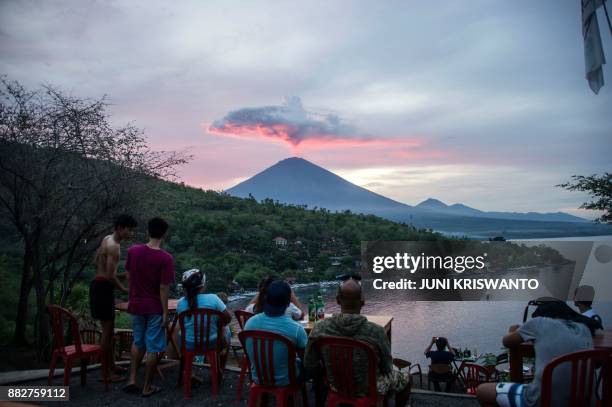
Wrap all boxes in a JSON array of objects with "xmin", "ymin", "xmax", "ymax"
[
  {"xmin": 208, "ymin": 96, "xmax": 373, "ymax": 146},
  {"xmin": 207, "ymin": 120, "xmax": 423, "ymax": 150},
  {"xmin": 206, "ymin": 96, "xmax": 445, "ymax": 163}
]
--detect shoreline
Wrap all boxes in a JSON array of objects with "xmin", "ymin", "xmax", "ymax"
[{"xmin": 227, "ymin": 280, "xmax": 339, "ymax": 303}]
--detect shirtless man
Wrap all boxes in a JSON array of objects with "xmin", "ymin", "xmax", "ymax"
[{"xmin": 90, "ymin": 214, "xmax": 137, "ymax": 383}]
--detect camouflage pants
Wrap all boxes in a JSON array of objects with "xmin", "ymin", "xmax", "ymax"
[{"xmin": 377, "ymin": 369, "xmax": 411, "ymax": 395}]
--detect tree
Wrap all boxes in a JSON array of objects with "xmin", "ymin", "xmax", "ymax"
[
  {"xmin": 234, "ymin": 270, "xmax": 259, "ymax": 289},
  {"xmin": 0, "ymin": 78, "xmax": 190, "ymax": 354},
  {"xmin": 558, "ymin": 173, "xmax": 612, "ymax": 222}
]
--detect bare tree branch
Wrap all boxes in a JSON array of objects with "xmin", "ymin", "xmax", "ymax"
[{"xmin": 0, "ymin": 77, "xmax": 191, "ymax": 352}]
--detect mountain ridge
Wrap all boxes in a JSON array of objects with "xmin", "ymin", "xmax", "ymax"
[
  {"xmin": 415, "ymin": 197, "xmax": 584, "ymax": 223},
  {"xmin": 227, "ymin": 157, "xmax": 585, "ymax": 223}
]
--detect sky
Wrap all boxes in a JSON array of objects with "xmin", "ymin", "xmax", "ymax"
[{"xmin": 1, "ymin": 0, "xmax": 611, "ymax": 218}]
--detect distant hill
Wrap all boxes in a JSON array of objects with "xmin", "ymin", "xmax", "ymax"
[
  {"xmin": 415, "ymin": 198, "xmax": 586, "ymax": 223},
  {"xmin": 226, "ymin": 157, "xmax": 612, "ymax": 239}
]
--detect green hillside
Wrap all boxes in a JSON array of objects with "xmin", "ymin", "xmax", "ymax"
[
  {"xmin": 151, "ymin": 179, "xmax": 443, "ymax": 290},
  {"xmin": 0, "ymin": 177, "xmax": 443, "ymax": 344}
]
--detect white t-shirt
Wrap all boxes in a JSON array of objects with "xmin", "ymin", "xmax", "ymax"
[
  {"xmin": 245, "ymin": 302, "xmax": 303, "ymax": 320},
  {"xmin": 518, "ymin": 317, "xmax": 593, "ymax": 407}
]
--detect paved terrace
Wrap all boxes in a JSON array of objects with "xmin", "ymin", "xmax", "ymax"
[{"xmin": 1, "ymin": 363, "xmax": 479, "ymax": 407}]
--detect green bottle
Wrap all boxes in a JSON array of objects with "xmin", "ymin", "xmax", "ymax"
[
  {"xmin": 316, "ymin": 295, "xmax": 325, "ymax": 320},
  {"xmin": 308, "ymin": 297, "xmax": 316, "ymax": 322}
]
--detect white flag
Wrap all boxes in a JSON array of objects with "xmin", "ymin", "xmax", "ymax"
[{"xmin": 581, "ymin": 0, "xmax": 607, "ymax": 94}]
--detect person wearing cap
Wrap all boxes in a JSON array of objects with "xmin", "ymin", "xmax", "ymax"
[
  {"xmin": 243, "ymin": 280, "xmax": 308, "ymax": 385},
  {"xmin": 171, "ymin": 269, "xmax": 232, "ymax": 368},
  {"xmin": 245, "ymin": 276, "xmax": 304, "ymax": 320},
  {"xmin": 573, "ymin": 285, "xmax": 603, "ymax": 326}
]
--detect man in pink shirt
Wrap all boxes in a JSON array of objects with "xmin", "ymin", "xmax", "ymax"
[{"xmin": 123, "ymin": 217, "xmax": 175, "ymax": 397}]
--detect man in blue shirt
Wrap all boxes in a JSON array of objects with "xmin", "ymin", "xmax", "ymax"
[{"xmin": 244, "ymin": 280, "xmax": 308, "ymax": 385}]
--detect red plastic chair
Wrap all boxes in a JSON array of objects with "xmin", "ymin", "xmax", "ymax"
[
  {"xmin": 177, "ymin": 308, "xmax": 227, "ymax": 399},
  {"xmin": 458, "ymin": 362, "xmax": 491, "ymax": 395},
  {"xmin": 47, "ymin": 305, "xmax": 102, "ymax": 387},
  {"xmin": 540, "ymin": 349, "xmax": 612, "ymax": 407},
  {"xmin": 236, "ymin": 309, "xmax": 255, "ymax": 330},
  {"xmin": 80, "ymin": 329, "xmax": 102, "ymax": 364},
  {"xmin": 234, "ymin": 310, "xmax": 255, "ymax": 401},
  {"xmin": 313, "ymin": 336, "xmax": 384, "ymax": 407},
  {"xmin": 80, "ymin": 329, "xmax": 101, "ymax": 345},
  {"xmin": 238, "ymin": 330, "xmax": 308, "ymax": 407}
]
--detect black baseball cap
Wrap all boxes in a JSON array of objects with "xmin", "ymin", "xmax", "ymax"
[{"xmin": 263, "ymin": 280, "xmax": 291, "ymax": 317}]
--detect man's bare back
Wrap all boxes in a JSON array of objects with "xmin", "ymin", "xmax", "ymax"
[{"xmin": 95, "ymin": 235, "xmax": 121, "ymax": 279}]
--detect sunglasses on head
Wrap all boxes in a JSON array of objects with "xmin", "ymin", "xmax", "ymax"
[{"xmin": 522, "ymin": 297, "xmax": 563, "ymax": 322}]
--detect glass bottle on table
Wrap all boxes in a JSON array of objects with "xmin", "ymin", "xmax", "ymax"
[
  {"xmin": 316, "ymin": 294, "xmax": 325, "ymax": 320},
  {"xmin": 308, "ymin": 297, "xmax": 316, "ymax": 322}
]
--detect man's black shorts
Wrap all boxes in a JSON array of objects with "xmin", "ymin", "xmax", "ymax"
[{"xmin": 89, "ymin": 278, "xmax": 115, "ymax": 321}]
